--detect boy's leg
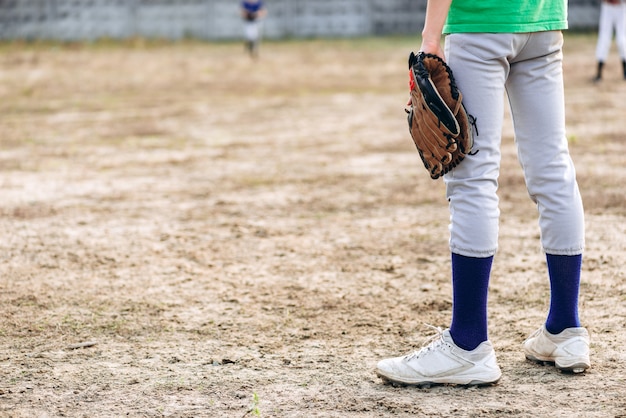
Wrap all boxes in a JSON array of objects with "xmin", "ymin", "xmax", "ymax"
[
  {"xmin": 374, "ymin": 34, "xmax": 512, "ymax": 386},
  {"xmin": 505, "ymin": 31, "xmax": 585, "ymax": 258},
  {"xmin": 595, "ymin": 4, "xmax": 613, "ymax": 65},
  {"xmin": 505, "ymin": 31, "xmax": 589, "ymax": 372},
  {"xmin": 443, "ymin": 34, "xmax": 516, "ymax": 348}
]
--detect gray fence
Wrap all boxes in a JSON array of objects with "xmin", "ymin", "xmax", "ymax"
[{"xmin": 0, "ymin": 0, "xmax": 602, "ymax": 41}]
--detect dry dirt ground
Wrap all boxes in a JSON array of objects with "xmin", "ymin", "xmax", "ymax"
[{"xmin": 0, "ymin": 34, "xmax": 625, "ymax": 418}]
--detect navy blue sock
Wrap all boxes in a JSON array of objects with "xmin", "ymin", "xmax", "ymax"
[
  {"xmin": 545, "ymin": 254, "xmax": 582, "ymax": 334},
  {"xmin": 449, "ymin": 253, "xmax": 493, "ymax": 351}
]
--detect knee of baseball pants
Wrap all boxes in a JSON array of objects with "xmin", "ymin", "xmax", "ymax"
[
  {"xmin": 445, "ymin": 155, "xmax": 501, "ymax": 258},
  {"xmin": 523, "ymin": 155, "xmax": 585, "ymax": 255}
]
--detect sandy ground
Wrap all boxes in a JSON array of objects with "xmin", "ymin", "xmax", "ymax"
[{"xmin": 0, "ymin": 34, "xmax": 625, "ymax": 418}]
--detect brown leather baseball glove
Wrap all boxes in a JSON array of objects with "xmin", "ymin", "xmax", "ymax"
[{"xmin": 406, "ymin": 51, "xmax": 474, "ymax": 179}]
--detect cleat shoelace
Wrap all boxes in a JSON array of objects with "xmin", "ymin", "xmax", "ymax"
[{"xmin": 403, "ymin": 325, "xmax": 446, "ymax": 361}]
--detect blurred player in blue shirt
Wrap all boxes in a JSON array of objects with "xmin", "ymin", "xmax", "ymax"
[{"xmin": 240, "ymin": 0, "xmax": 267, "ymax": 58}]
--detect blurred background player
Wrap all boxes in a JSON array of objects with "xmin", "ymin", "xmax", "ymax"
[
  {"xmin": 594, "ymin": 0, "xmax": 626, "ymax": 81},
  {"xmin": 240, "ymin": 0, "xmax": 267, "ymax": 58}
]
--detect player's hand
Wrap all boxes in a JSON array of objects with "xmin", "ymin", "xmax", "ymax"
[{"xmin": 419, "ymin": 38, "xmax": 445, "ymax": 61}]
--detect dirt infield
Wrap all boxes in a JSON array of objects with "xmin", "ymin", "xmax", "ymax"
[{"xmin": 0, "ymin": 34, "xmax": 625, "ymax": 417}]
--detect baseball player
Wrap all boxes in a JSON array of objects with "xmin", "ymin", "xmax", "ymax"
[
  {"xmin": 376, "ymin": 0, "xmax": 590, "ymax": 386},
  {"xmin": 240, "ymin": 0, "xmax": 267, "ymax": 58},
  {"xmin": 594, "ymin": 0, "xmax": 626, "ymax": 81}
]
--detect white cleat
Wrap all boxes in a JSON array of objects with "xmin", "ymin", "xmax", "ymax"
[
  {"xmin": 523, "ymin": 326, "xmax": 591, "ymax": 373},
  {"xmin": 376, "ymin": 327, "xmax": 502, "ymax": 387}
]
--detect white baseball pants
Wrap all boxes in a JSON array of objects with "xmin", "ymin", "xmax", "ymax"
[
  {"xmin": 244, "ymin": 21, "xmax": 261, "ymax": 42},
  {"xmin": 595, "ymin": 2, "xmax": 626, "ymax": 61},
  {"xmin": 443, "ymin": 31, "xmax": 585, "ymax": 257}
]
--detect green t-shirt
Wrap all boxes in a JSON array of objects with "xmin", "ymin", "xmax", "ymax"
[{"xmin": 443, "ymin": 0, "xmax": 568, "ymax": 34}]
